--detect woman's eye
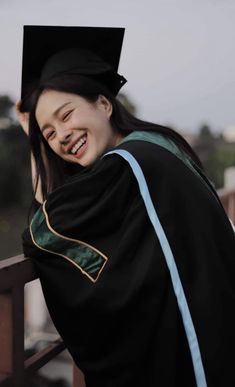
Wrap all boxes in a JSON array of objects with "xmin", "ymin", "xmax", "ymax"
[
  {"xmin": 46, "ymin": 131, "xmax": 55, "ymax": 140},
  {"xmin": 62, "ymin": 110, "xmax": 72, "ymax": 121}
]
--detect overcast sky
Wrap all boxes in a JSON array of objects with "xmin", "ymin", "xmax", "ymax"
[{"xmin": 0, "ymin": 0, "xmax": 234, "ymax": 133}]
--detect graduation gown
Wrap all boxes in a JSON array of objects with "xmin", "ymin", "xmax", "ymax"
[{"xmin": 22, "ymin": 131, "xmax": 235, "ymax": 387}]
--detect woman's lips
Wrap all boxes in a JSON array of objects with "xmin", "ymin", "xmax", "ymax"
[{"xmin": 73, "ymin": 137, "xmax": 88, "ymax": 158}]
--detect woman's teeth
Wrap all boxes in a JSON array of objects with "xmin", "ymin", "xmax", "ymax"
[{"xmin": 71, "ymin": 136, "xmax": 87, "ymax": 154}]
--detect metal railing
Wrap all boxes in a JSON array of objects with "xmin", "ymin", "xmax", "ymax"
[
  {"xmin": 0, "ymin": 189, "xmax": 234, "ymax": 387},
  {"xmin": 0, "ymin": 254, "xmax": 85, "ymax": 387}
]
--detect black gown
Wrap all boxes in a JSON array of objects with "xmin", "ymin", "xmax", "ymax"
[{"xmin": 22, "ymin": 131, "xmax": 235, "ymax": 387}]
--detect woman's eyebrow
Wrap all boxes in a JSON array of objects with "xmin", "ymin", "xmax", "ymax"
[
  {"xmin": 41, "ymin": 102, "xmax": 72, "ymax": 133},
  {"xmin": 53, "ymin": 101, "xmax": 72, "ymax": 117}
]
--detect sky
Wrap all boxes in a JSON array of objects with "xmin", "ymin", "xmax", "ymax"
[{"xmin": 0, "ymin": 0, "xmax": 235, "ymax": 133}]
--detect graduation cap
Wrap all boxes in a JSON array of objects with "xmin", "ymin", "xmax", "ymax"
[{"xmin": 21, "ymin": 25, "xmax": 127, "ymax": 108}]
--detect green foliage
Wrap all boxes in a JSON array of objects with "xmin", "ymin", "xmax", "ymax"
[
  {"xmin": 206, "ymin": 144, "xmax": 235, "ymax": 189},
  {"xmin": 0, "ymin": 95, "xmax": 14, "ymax": 117},
  {"xmin": 0, "ymin": 95, "xmax": 31, "ymax": 209},
  {"xmin": 195, "ymin": 125, "xmax": 235, "ymax": 189},
  {"xmin": 198, "ymin": 124, "xmax": 215, "ymax": 142},
  {"xmin": 0, "ymin": 125, "xmax": 32, "ymax": 208}
]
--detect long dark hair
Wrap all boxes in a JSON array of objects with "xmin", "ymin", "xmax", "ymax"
[{"xmin": 22, "ymin": 73, "xmax": 203, "ymax": 201}]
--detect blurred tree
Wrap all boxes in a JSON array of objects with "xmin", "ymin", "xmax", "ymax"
[
  {"xmin": 198, "ymin": 124, "xmax": 215, "ymax": 142},
  {"xmin": 0, "ymin": 124, "xmax": 31, "ymax": 207},
  {"xmin": 0, "ymin": 95, "xmax": 31, "ymax": 209},
  {"xmin": 194, "ymin": 124, "xmax": 216, "ymax": 166},
  {"xmin": 117, "ymin": 93, "xmax": 136, "ymax": 115},
  {"xmin": 194, "ymin": 124, "xmax": 235, "ymax": 189},
  {"xmin": 207, "ymin": 143, "xmax": 235, "ymax": 189},
  {"xmin": 0, "ymin": 95, "xmax": 14, "ymax": 117},
  {"xmin": 0, "ymin": 95, "xmax": 32, "ymax": 257}
]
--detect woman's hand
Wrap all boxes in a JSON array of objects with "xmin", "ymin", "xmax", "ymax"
[{"xmin": 15, "ymin": 100, "xmax": 29, "ymax": 135}]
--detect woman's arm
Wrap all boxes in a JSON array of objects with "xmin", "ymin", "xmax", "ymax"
[{"xmin": 16, "ymin": 101, "xmax": 43, "ymax": 204}]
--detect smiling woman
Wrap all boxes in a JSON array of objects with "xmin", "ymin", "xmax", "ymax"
[
  {"xmin": 35, "ymin": 91, "xmax": 122, "ymax": 167},
  {"xmin": 17, "ymin": 25, "xmax": 235, "ymax": 387}
]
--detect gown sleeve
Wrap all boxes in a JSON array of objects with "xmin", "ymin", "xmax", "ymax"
[{"xmin": 22, "ymin": 138, "xmax": 235, "ymax": 387}]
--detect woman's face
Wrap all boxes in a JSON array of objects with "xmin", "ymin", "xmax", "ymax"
[{"xmin": 35, "ymin": 90, "xmax": 123, "ymax": 167}]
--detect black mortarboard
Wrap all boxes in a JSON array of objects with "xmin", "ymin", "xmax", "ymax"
[{"xmin": 21, "ymin": 25, "xmax": 126, "ymax": 107}]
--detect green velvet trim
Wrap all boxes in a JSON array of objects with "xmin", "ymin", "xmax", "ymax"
[
  {"xmin": 30, "ymin": 205, "xmax": 107, "ymax": 282},
  {"xmin": 121, "ymin": 130, "xmax": 193, "ymax": 169},
  {"xmin": 121, "ymin": 131, "xmax": 220, "ymax": 204}
]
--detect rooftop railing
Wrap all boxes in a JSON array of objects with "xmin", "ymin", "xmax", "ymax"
[
  {"xmin": 0, "ymin": 254, "xmax": 85, "ymax": 387},
  {"xmin": 0, "ymin": 189, "xmax": 234, "ymax": 387}
]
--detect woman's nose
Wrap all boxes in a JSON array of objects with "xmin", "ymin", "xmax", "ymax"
[{"xmin": 57, "ymin": 127, "xmax": 73, "ymax": 144}]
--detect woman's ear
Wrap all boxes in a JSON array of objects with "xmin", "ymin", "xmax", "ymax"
[{"xmin": 97, "ymin": 95, "xmax": 113, "ymax": 118}]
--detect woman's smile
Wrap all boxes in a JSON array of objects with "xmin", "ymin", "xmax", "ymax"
[{"xmin": 69, "ymin": 133, "xmax": 88, "ymax": 158}]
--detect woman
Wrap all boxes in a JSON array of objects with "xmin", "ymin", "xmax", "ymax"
[{"xmin": 18, "ymin": 26, "xmax": 235, "ymax": 387}]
